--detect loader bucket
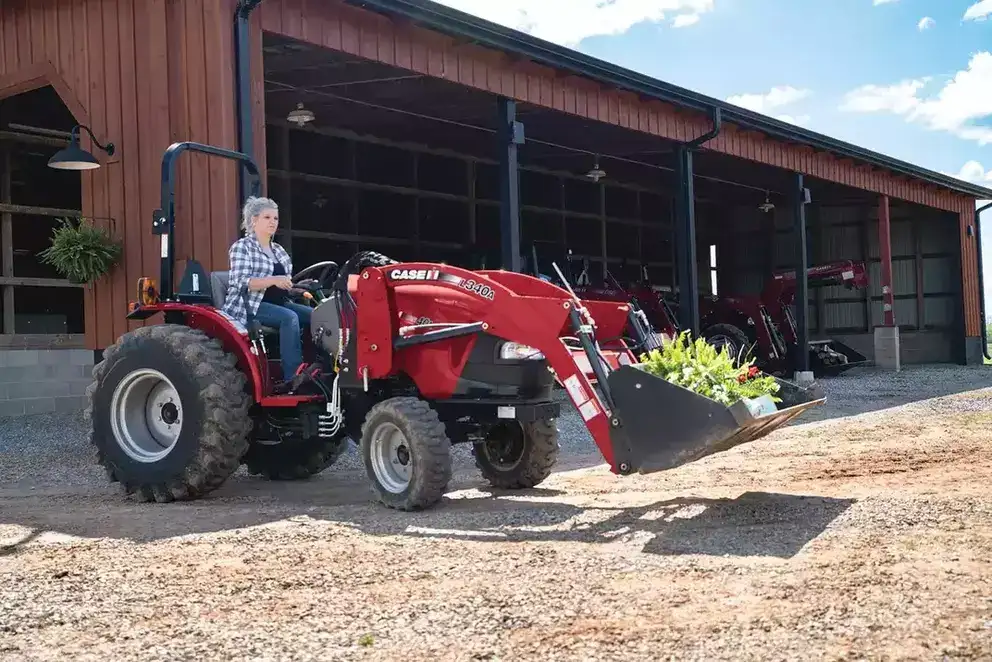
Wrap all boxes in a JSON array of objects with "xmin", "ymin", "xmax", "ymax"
[
  {"xmin": 808, "ymin": 339, "xmax": 869, "ymax": 377},
  {"xmin": 605, "ymin": 364, "xmax": 825, "ymax": 474}
]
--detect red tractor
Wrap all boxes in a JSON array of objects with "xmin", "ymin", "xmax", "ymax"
[
  {"xmin": 86, "ymin": 142, "xmax": 825, "ymax": 512},
  {"xmin": 568, "ymin": 257, "xmax": 869, "ymax": 378},
  {"xmin": 696, "ymin": 260, "xmax": 870, "ymax": 377}
]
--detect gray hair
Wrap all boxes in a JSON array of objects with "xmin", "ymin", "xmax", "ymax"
[{"xmin": 240, "ymin": 196, "xmax": 279, "ymax": 235}]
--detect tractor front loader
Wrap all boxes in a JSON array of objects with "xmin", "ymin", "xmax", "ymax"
[{"xmin": 86, "ymin": 141, "xmax": 825, "ymax": 512}]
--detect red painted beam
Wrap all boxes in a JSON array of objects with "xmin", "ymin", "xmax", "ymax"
[{"xmin": 878, "ymin": 194, "xmax": 895, "ymax": 327}]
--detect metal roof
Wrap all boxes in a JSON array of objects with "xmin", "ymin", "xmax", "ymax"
[{"xmin": 347, "ymin": 0, "xmax": 992, "ymax": 201}]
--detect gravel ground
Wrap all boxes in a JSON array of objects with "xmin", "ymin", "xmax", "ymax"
[{"xmin": 2, "ymin": 364, "xmax": 992, "ymax": 661}]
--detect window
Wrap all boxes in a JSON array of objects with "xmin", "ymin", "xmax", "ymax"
[{"xmin": 709, "ymin": 244, "xmax": 718, "ymax": 296}]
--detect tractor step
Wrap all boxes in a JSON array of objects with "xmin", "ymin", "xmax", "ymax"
[
  {"xmin": 605, "ymin": 365, "xmax": 824, "ymax": 474},
  {"xmin": 432, "ymin": 398, "xmax": 560, "ymax": 424}
]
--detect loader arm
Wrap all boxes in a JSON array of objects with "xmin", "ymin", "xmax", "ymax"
[
  {"xmin": 353, "ymin": 262, "xmax": 628, "ymax": 470},
  {"xmin": 766, "ymin": 260, "xmax": 868, "ymax": 306}
]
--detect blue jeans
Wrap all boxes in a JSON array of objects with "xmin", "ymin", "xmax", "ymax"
[{"xmin": 253, "ymin": 301, "xmax": 313, "ymax": 379}]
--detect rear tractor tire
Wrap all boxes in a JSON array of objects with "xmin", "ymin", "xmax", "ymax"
[
  {"xmin": 702, "ymin": 323, "xmax": 753, "ymax": 366},
  {"xmin": 472, "ymin": 419, "xmax": 560, "ymax": 490},
  {"xmin": 360, "ymin": 397, "xmax": 452, "ymax": 511},
  {"xmin": 85, "ymin": 324, "xmax": 253, "ymax": 502},
  {"xmin": 242, "ymin": 431, "xmax": 350, "ymax": 481}
]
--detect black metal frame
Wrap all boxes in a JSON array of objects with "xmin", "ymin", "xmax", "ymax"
[
  {"xmin": 793, "ymin": 174, "xmax": 810, "ymax": 373},
  {"xmin": 152, "ymin": 141, "xmax": 262, "ymax": 301},
  {"xmin": 673, "ymin": 107, "xmax": 721, "ymax": 336},
  {"xmin": 235, "ymin": 0, "xmax": 264, "ymax": 205},
  {"xmin": 977, "ymin": 201, "xmax": 992, "ymax": 361},
  {"xmin": 497, "ymin": 97, "xmax": 525, "ymax": 272}
]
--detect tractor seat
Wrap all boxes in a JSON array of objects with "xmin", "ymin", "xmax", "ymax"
[{"xmin": 209, "ymin": 271, "xmax": 279, "ymax": 336}]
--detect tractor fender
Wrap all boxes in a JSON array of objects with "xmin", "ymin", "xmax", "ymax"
[{"xmin": 127, "ymin": 303, "xmax": 265, "ymax": 401}]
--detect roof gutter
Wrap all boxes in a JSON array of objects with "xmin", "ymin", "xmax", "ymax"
[
  {"xmin": 235, "ymin": 0, "xmax": 264, "ymax": 205},
  {"xmin": 346, "ymin": 0, "xmax": 992, "ymax": 201},
  {"xmin": 977, "ymin": 200, "xmax": 992, "ymax": 361}
]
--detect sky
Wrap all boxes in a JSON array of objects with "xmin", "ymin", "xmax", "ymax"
[{"xmin": 434, "ymin": 0, "xmax": 992, "ymax": 314}]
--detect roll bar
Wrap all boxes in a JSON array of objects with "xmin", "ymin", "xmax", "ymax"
[{"xmin": 151, "ymin": 141, "xmax": 262, "ymax": 301}]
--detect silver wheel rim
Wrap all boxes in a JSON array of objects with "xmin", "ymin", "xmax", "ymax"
[
  {"xmin": 370, "ymin": 422, "xmax": 412, "ymax": 494},
  {"xmin": 109, "ymin": 368, "xmax": 183, "ymax": 463}
]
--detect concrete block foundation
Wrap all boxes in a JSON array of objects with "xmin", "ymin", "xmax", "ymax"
[
  {"xmin": 873, "ymin": 326, "xmax": 902, "ymax": 371},
  {"xmin": 0, "ymin": 349, "xmax": 94, "ymax": 417}
]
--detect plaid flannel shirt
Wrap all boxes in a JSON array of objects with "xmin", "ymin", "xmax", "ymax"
[{"xmin": 219, "ymin": 235, "xmax": 293, "ymax": 334}]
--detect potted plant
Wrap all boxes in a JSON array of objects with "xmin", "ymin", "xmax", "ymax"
[
  {"xmin": 638, "ymin": 330, "xmax": 781, "ymax": 416},
  {"xmin": 38, "ymin": 216, "xmax": 122, "ymax": 285}
]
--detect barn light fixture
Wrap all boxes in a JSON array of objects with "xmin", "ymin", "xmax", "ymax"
[
  {"xmin": 287, "ymin": 102, "xmax": 315, "ymax": 127},
  {"xmin": 758, "ymin": 190, "xmax": 775, "ymax": 213},
  {"xmin": 48, "ymin": 124, "xmax": 115, "ymax": 170},
  {"xmin": 585, "ymin": 155, "xmax": 606, "ymax": 182}
]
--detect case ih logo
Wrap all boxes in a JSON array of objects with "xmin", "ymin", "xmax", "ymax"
[
  {"xmin": 388, "ymin": 268, "xmax": 496, "ymax": 301},
  {"xmin": 389, "ymin": 268, "xmax": 441, "ymax": 281}
]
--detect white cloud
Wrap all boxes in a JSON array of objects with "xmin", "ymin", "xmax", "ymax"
[
  {"xmin": 433, "ymin": 0, "xmax": 716, "ymax": 46},
  {"xmin": 964, "ymin": 0, "xmax": 992, "ymax": 21},
  {"xmin": 839, "ymin": 52, "xmax": 992, "ymax": 145},
  {"xmin": 672, "ymin": 13, "xmax": 700, "ymax": 27},
  {"xmin": 839, "ymin": 79, "xmax": 928, "ymax": 114},
  {"xmin": 776, "ymin": 114, "xmax": 811, "ymax": 126},
  {"xmin": 917, "ymin": 16, "xmax": 935, "ymax": 31},
  {"xmin": 725, "ymin": 85, "xmax": 812, "ymax": 114},
  {"xmin": 873, "ymin": 0, "xmax": 899, "ymax": 5},
  {"xmin": 945, "ymin": 161, "xmax": 992, "ymax": 184}
]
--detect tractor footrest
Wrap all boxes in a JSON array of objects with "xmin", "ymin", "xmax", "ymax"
[
  {"xmin": 606, "ymin": 365, "xmax": 824, "ymax": 474},
  {"xmin": 433, "ymin": 398, "xmax": 560, "ymax": 424}
]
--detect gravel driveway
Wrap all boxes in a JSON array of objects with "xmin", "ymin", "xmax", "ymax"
[{"xmin": 2, "ymin": 364, "xmax": 992, "ymax": 661}]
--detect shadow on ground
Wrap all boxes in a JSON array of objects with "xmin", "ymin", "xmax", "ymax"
[{"xmin": 1, "ymin": 473, "xmax": 855, "ymax": 560}]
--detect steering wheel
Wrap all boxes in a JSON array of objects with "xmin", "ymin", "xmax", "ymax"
[
  {"xmin": 292, "ymin": 261, "xmax": 338, "ymax": 290},
  {"xmin": 289, "ymin": 261, "xmax": 339, "ymax": 305}
]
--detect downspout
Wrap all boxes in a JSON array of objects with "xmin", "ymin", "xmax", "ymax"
[
  {"xmin": 235, "ymin": 0, "xmax": 264, "ymax": 205},
  {"xmin": 687, "ymin": 107, "xmax": 722, "ymax": 149},
  {"xmin": 673, "ymin": 106, "xmax": 722, "ymax": 335},
  {"xmin": 977, "ymin": 200, "xmax": 992, "ymax": 361}
]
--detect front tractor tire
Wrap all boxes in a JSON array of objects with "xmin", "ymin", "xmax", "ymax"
[
  {"xmin": 472, "ymin": 419, "xmax": 560, "ymax": 490},
  {"xmin": 360, "ymin": 397, "xmax": 452, "ymax": 511},
  {"xmin": 86, "ymin": 324, "xmax": 253, "ymax": 502}
]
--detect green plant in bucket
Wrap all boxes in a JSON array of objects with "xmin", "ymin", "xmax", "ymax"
[
  {"xmin": 38, "ymin": 217, "xmax": 122, "ymax": 285},
  {"xmin": 639, "ymin": 330, "xmax": 780, "ymax": 407}
]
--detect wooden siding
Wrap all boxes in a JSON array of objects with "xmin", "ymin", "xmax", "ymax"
[
  {"xmin": 258, "ymin": 0, "xmax": 983, "ymax": 337},
  {"xmin": 0, "ymin": 0, "xmax": 251, "ymax": 350}
]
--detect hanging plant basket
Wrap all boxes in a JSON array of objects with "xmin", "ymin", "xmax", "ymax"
[{"xmin": 38, "ymin": 216, "xmax": 122, "ymax": 285}]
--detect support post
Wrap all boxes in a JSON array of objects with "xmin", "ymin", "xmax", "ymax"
[
  {"xmin": 234, "ymin": 0, "xmax": 263, "ymax": 207},
  {"xmin": 0, "ymin": 149, "xmax": 14, "ymax": 334},
  {"xmin": 874, "ymin": 194, "xmax": 901, "ymax": 370},
  {"xmin": 673, "ymin": 145, "xmax": 699, "ymax": 336},
  {"xmin": 497, "ymin": 97, "xmax": 523, "ymax": 272},
  {"xmin": 793, "ymin": 174, "xmax": 812, "ymax": 383},
  {"xmin": 1, "ymin": 148, "xmax": 13, "ymax": 334}
]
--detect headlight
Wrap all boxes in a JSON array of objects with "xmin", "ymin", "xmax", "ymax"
[{"xmin": 500, "ymin": 342, "xmax": 545, "ymax": 360}]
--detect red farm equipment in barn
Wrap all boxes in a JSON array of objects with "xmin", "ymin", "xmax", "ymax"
[
  {"xmin": 538, "ymin": 249, "xmax": 869, "ymax": 378},
  {"xmin": 87, "ymin": 142, "xmax": 825, "ymax": 512},
  {"xmin": 697, "ymin": 260, "xmax": 870, "ymax": 377}
]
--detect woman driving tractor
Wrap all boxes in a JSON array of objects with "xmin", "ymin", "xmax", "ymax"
[{"xmin": 221, "ymin": 196, "xmax": 312, "ymax": 387}]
